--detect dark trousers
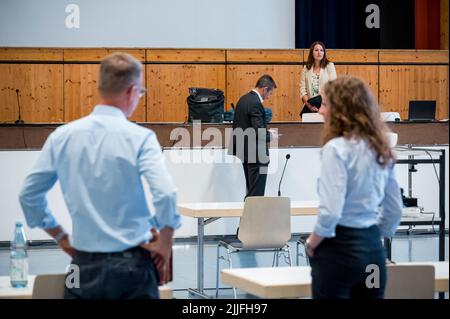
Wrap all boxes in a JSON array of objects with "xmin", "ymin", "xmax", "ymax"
[
  {"xmin": 64, "ymin": 247, "xmax": 160, "ymax": 299},
  {"xmin": 242, "ymin": 162, "xmax": 268, "ymax": 198},
  {"xmin": 310, "ymin": 225, "xmax": 387, "ymax": 299}
]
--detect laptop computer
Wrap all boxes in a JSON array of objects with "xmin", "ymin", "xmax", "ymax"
[{"xmin": 408, "ymin": 101, "xmax": 436, "ymax": 122}]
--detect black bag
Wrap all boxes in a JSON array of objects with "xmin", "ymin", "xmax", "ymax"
[{"xmin": 187, "ymin": 88, "xmax": 224, "ymax": 123}]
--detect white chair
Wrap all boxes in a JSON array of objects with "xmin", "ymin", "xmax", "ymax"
[
  {"xmin": 302, "ymin": 113, "xmax": 324, "ymax": 123},
  {"xmin": 385, "ymin": 264, "xmax": 435, "ymax": 299},
  {"xmin": 385, "ymin": 132, "xmax": 398, "ymax": 148},
  {"xmin": 32, "ymin": 274, "xmax": 66, "ymax": 299},
  {"xmin": 215, "ymin": 197, "xmax": 293, "ymax": 298}
]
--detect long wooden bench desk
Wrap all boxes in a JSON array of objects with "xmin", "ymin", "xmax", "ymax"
[{"xmin": 221, "ymin": 261, "xmax": 449, "ymax": 299}]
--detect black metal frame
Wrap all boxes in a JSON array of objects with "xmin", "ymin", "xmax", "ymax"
[{"xmin": 385, "ymin": 147, "xmax": 446, "ymax": 263}]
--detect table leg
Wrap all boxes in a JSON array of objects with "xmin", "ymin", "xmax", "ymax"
[{"xmin": 188, "ymin": 217, "xmax": 210, "ymax": 298}]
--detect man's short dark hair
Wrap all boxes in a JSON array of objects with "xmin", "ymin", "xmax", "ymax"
[
  {"xmin": 98, "ymin": 52, "xmax": 142, "ymax": 96},
  {"xmin": 255, "ymin": 75, "xmax": 277, "ymax": 91}
]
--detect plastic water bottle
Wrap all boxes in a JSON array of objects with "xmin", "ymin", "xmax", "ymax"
[{"xmin": 10, "ymin": 221, "xmax": 28, "ymax": 288}]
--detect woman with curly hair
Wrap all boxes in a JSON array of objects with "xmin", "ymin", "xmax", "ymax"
[{"xmin": 305, "ymin": 76, "xmax": 403, "ymax": 299}]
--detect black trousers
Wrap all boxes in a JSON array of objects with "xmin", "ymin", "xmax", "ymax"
[
  {"xmin": 242, "ymin": 162, "xmax": 268, "ymax": 198},
  {"xmin": 64, "ymin": 247, "xmax": 160, "ymax": 299},
  {"xmin": 310, "ymin": 225, "xmax": 387, "ymax": 299}
]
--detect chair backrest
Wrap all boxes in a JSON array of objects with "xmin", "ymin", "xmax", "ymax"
[
  {"xmin": 238, "ymin": 196, "xmax": 291, "ymax": 249},
  {"xmin": 302, "ymin": 113, "xmax": 324, "ymax": 123},
  {"xmin": 385, "ymin": 132, "xmax": 398, "ymax": 148},
  {"xmin": 385, "ymin": 264, "xmax": 435, "ymax": 299},
  {"xmin": 32, "ymin": 274, "xmax": 66, "ymax": 299}
]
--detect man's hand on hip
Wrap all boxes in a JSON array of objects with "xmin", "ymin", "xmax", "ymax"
[
  {"xmin": 140, "ymin": 227, "xmax": 174, "ymax": 285},
  {"xmin": 44, "ymin": 226, "xmax": 76, "ymax": 257},
  {"xmin": 59, "ymin": 235, "xmax": 76, "ymax": 257}
]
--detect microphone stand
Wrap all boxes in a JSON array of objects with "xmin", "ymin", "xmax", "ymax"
[
  {"xmin": 278, "ymin": 154, "xmax": 290, "ymax": 196},
  {"xmin": 15, "ymin": 89, "xmax": 24, "ymax": 124}
]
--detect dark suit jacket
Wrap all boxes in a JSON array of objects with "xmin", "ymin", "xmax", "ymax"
[{"xmin": 228, "ymin": 91, "xmax": 270, "ymax": 164}]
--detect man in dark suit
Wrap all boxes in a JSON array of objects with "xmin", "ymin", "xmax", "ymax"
[{"xmin": 229, "ymin": 75, "xmax": 277, "ymax": 198}]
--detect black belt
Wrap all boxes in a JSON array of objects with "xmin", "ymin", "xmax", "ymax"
[{"xmin": 74, "ymin": 246, "xmax": 149, "ymax": 259}]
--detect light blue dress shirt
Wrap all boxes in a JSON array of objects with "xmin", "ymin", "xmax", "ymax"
[
  {"xmin": 19, "ymin": 105, "xmax": 181, "ymax": 252},
  {"xmin": 314, "ymin": 137, "xmax": 402, "ymax": 238}
]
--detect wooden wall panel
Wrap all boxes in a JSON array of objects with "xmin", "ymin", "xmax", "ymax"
[
  {"xmin": 304, "ymin": 49, "xmax": 378, "ymax": 63},
  {"xmin": 63, "ymin": 49, "xmax": 146, "ymax": 122},
  {"xmin": 328, "ymin": 50, "xmax": 378, "ymax": 63},
  {"xmin": 63, "ymin": 49, "xmax": 145, "ymax": 61},
  {"xmin": 147, "ymin": 49, "xmax": 225, "ymax": 62},
  {"xmin": 379, "ymin": 50, "xmax": 448, "ymax": 63},
  {"xmin": 146, "ymin": 64, "xmax": 226, "ymax": 122},
  {"xmin": 0, "ymin": 48, "xmax": 62, "ymax": 61},
  {"xmin": 0, "ymin": 48, "xmax": 448, "ymax": 123},
  {"xmin": 334, "ymin": 65, "xmax": 379, "ymax": 101},
  {"xmin": 379, "ymin": 65, "xmax": 449, "ymax": 119},
  {"xmin": 226, "ymin": 65, "xmax": 302, "ymax": 122},
  {"xmin": 64, "ymin": 64, "xmax": 146, "ymax": 122},
  {"xmin": 0, "ymin": 64, "xmax": 63, "ymax": 123},
  {"xmin": 227, "ymin": 50, "xmax": 302, "ymax": 63},
  {"xmin": 64, "ymin": 64, "xmax": 100, "ymax": 122},
  {"xmin": 2, "ymin": 122, "xmax": 447, "ymax": 150}
]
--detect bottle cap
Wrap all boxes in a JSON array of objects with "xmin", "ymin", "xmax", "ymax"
[{"xmin": 15, "ymin": 221, "xmax": 23, "ymax": 226}]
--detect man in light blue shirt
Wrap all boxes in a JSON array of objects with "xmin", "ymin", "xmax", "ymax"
[{"xmin": 19, "ymin": 52, "xmax": 180, "ymax": 299}]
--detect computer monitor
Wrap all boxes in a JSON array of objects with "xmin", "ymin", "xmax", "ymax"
[{"xmin": 408, "ymin": 101, "xmax": 436, "ymax": 122}]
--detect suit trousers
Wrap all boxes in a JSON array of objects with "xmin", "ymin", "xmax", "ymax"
[
  {"xmin": 64, "ymin": 246, "xmax": 160, "ymax": 299},
  {"xmin": 242, "ymin": 163, "xmax": 268, "ymax": 198},
  {"xmin": 309, "ymin": 225, "xmax": 387, "ymax": 299}
]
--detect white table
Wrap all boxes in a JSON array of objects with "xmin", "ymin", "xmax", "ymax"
[
  {"xmin": 221, "ymin": 261, "xmax": 449, "ymax": 299},
  {"xmin": 222, "ymin": 266, "xmax": 312, "ymax": 299},
  {"xmin": 0, "ymin": 275, "xmax": 172, "ymax": 299},
  {"xmin": 177, "ymin": 200, "xmax": 319, "ymax": 298},
  {"xmin": 0, "ymin": 275, "xmax": 35, "ymax": 299}
]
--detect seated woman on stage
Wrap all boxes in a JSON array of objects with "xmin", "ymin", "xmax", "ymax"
[
  {"xmin": 304, "ymin": 76, "xmax": 403, "ymax": 299},
  {"xmin": 300, "ymin": 41, "xmax": 337, "ymax": 119}
]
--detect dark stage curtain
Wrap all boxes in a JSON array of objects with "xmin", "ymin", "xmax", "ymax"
[{"xmin": 295, "ymin": 0, "xmax": 415, "ymax": 49}]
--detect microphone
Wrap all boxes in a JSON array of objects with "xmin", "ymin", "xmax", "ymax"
[
  {"xmin": 278, "ymin": 154, "xmax": 291, "ymax": 196},
  {"xmin": 15, "ymin": 89, "xmax": 24, "ymax": 124}
]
